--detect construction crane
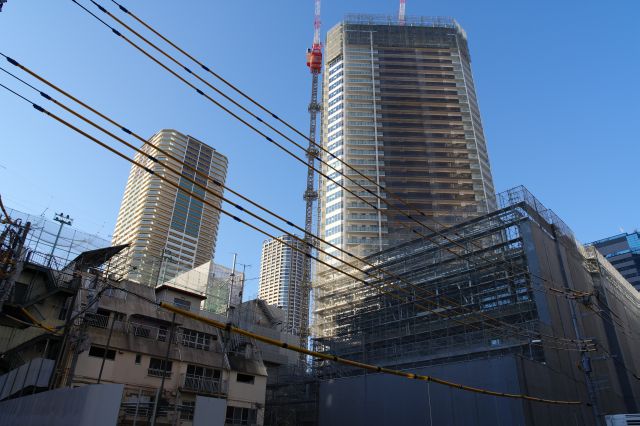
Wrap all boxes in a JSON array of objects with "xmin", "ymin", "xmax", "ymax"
[
  {"xmin": 399, "ymin": 0, "xmax": 406, "ymax": 25},
  {"xmin": 299, "ymin": 0, "xmax": 322, "ymax": 347}
]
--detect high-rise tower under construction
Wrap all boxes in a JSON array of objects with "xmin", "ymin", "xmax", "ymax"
[{"xmin": 318, "ymin": 15, "xmax": 496, "ymax": 262}]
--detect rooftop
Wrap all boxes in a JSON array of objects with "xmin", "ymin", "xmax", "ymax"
[{"xmin": 342, "ymin": 14, "xmax": 466, "ymax": 39}]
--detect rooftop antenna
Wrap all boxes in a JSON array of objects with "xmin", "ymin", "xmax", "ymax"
[{"xmin": 399, "ymin": 0, "xmax": 406, "ymax": 25}]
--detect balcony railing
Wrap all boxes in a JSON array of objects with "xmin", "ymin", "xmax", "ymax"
[
  {"xmin": 147, "ymin": 368, "xmax": 171, "ymax": 378},
  {"xmin": 181, "ymin": 374, "xmax": 225, "ymax": 395},
  {"xmin": 85, "ymin": 312, "xmax": 109, "ymax": 328}
]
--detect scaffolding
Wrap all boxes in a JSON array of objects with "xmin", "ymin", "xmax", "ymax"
[{"xmin": 311, "ymin": 186, "xmax": 577, "ymax": 373}]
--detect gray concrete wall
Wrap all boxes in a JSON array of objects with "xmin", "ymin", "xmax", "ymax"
[
  {"xmin": 0, "ymin": 384, "xmax": 123, "ymax": 426},
  {"xmin": 193, "ymin": 395, "xmax": 227, "ymax": 426},
  {"xmin": 319, "ymin": 356, "xmax": 525, "ymax": 426},
  {"xmin": 0, "ymin": 358, "xmax": 53, "ymax": 399}
]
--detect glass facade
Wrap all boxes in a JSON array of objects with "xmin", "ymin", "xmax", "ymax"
[
  {"xmin": 591, "ymin": 231, "xmax": 640, "ymax": 291},
  {"xmin": 112, "ymin": 130, "xmax": 228, "ymax": 286}
]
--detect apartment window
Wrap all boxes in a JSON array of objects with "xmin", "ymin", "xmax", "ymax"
[
  {"xmin": 135, "ymin": 354, "xmax": 142, "ymax": 365},
  {"xmin": 326, "ymin": 191, "xmax": 343, "ymax": 203},
  {"xmin": 58, "ymin": 296, "xmax": 72, "ymax": 320},
  {"xmin": 328, "ymin": 70, "xmax": 343, "ymax": 83},
  {"xmin": 225, "ymin": 406, "xmax": 257, "ymax": 426},
  {"xmin": 180, "ymin": 401, "xmax": 195, "ymax": 421},
  {"xmin": 236, "ymin": 373, "xmax": 255, "ymax": 384},
  {"xmin": 328, "ymin": 79, "xmax": 343, "ymax": 91},
  {"xmin": 328, "ymin": 62, "xmax": 343, "ymax": 75},
  {"xmin": 174, "ymin": 298, "xmax": 191, "ymax": 310},
  {"xmin": 158, "ymin": 326, "xmax": 168, "ymax": 342},
  {"xmin": 181, "ymin": 329, "xmax": 212, "ymax": 351},
  {"xmin": 88, "ymin": 345, "xmax": 116, "ymax": 360},
  {"xmin": 328, "ymin": 104, "xmax": 343, "ymax": 115},
  {"xmin": 132, "ymin": 324, "xmax": 151, "ymax": 339},
  {"xmin": 148, "ymin": 357, "xmax": 172, "ymax": 378},
  {"xmin": 187, "ymin": 365, "xmax": 221, "ymax": 379}
]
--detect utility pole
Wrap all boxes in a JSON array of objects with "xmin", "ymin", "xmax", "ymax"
[
  {"xmin": 551, "ymin": 225, "xmax": 603, "ymax": 426},
  {"xmin": 226, "ymin": 253, "xmax": 238, "ymax": 321},
  {"xmin": 236, "ymin": 263, "xmax": 251, "ymax": 306},
  {"xmin": 150, "ymin": 312, "xmax": 176, "ymax": 426},
  {"xmin": 49, "ymin": 212, "xmax": 73, "ymax": 267}
]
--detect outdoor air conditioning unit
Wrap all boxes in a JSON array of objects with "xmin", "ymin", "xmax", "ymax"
[{"xmin": 605, "ymin": 414, "xmax": 640, "ymax": 426}]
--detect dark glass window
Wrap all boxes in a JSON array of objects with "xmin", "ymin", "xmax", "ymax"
[{"xmin": 88, "ymin": 345, "xmax": 116, "ymax": 360}]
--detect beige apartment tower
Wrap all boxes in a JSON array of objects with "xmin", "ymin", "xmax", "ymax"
[
  {"xmin": 318, "ymin": 16, "xmax": 497, "ymax": 263},
  {"xmin": 112, "ymin": 129, "xmax": 228, "ymax": 286},
  {"xmin": 258, "ymin": 236, "xmax": 307, "ymax": 335}
]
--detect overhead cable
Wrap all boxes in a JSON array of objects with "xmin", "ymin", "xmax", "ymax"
[{"xmin": 0, "ymin": 78, "xmax": 582, "ymax": 350}]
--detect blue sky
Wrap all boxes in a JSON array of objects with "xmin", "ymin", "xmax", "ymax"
[{"xmin": 1, "ymin": 0, "xmax": 638, "ymax": 299}]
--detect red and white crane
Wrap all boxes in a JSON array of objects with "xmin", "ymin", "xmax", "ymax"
[
  {"xmin": 399, "ymin": 0, "xmax": 406, "ymax": 25},
  {"xmin": 298, "ymin": 0, "xmax": 322, "ymax": 345}
]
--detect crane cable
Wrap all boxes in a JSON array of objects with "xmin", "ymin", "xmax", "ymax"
[
  {"xmin": 0, "ymin": 79, "xmax": 583, "ymax": 351},
  {"xmin": 97, "ymin": 0, "xmax": 593, "ymax": 302}
]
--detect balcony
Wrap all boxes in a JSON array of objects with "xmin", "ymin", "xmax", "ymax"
[
  {"xmin": 85, "ymin": 312, "xmax": 109, "ymax": 328},
  {"xmin": 147, "ymin": 368, "xmax": 171, "ymax": 378},
  {"xmin": 180, "ymin": 374, "xmax": 226, "ymax": 396}
]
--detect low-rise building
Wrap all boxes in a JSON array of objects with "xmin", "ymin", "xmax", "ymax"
[
  {"xmin": 0, "ymin": 243, "xmax": 295, "ymax": 426},
  {"xmin": 590, "ymin": 231, "xmax": 640, "ymax": 291}
]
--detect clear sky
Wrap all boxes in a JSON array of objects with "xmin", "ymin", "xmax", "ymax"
[{"xmin": 1, "ymin": 0, "xmax": 638, "ymax": 300}]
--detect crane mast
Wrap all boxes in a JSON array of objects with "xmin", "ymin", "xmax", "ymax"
[{"xmin": 299, "ymin": 0, "xmax": 322, "ymax": 347}]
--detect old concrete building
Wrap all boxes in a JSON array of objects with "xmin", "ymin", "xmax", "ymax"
[{"xmin": 0, "ymin": 240, "xmax": 297, "ymax": 425}]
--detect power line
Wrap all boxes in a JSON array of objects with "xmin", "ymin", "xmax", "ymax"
[
  {"xmin": 0, "ymin": 61, "xmax": 594, "ymax": 352},
  {"xmin": 69, "ymin": 0, "xmax": 597, "ymax": 322},
  {"xmin": 113, "ymin": 284, "xmax": 586, "ymax": 406},
  {"xmin": 94, "ymin": 0, "xmax": 593, "ymax": 305},
  {"xmin": 54, "ymin": 3, "xmax": 595, "ymax": 346},
  {"xmin": 0, "ymin": 80, "xmax": 584, "ymax": 351},
  {"xmin": 0, "ymin": 70, "xmax": 588, "ymax": 351}
]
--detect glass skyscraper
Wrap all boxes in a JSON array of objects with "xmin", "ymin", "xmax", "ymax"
[{"xmin": 112, "ymin": 129, "xmax": 228, "ymax": 286}]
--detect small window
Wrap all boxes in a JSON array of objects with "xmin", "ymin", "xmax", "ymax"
[
  {"xmin": 180, "ymin": 400, "xmax": 195, "ymax": 421},
  {"xmin": 148, "ymin": 357, "xmax": 172, "ymax": 378},
  {"xmin": 174, "ymin": 298, "xmax": 191, "ymax": 310},
  {"xmin": 226, "ymin": 406, "xmax": 257, "ymax": 425},
  {"xmin": 88, "ymin": 345, "xmax": 116, "ymax": 360},
  {"xmin": 135, "ymin": 354, "xmax": 142, "ymax": 364},
  {"xmin": 236, "ymin": 373, "xmax": 255, "ymax": 384}
]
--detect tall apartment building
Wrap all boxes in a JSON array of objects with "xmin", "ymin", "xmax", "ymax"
[
  {"xmin": 591, "ymin": 231, "xmax": 640, "ymax": 291},
  {"xmin": 112, "ymin": 129, "xmax": 228, "ymax": 286},
  {"xmin": 318, "ymin": 15, "xmax": 496, "ymax": 262},
  {"xmin": 258, "ymin": 236, "xmax": 307, "ymax": 335}
]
